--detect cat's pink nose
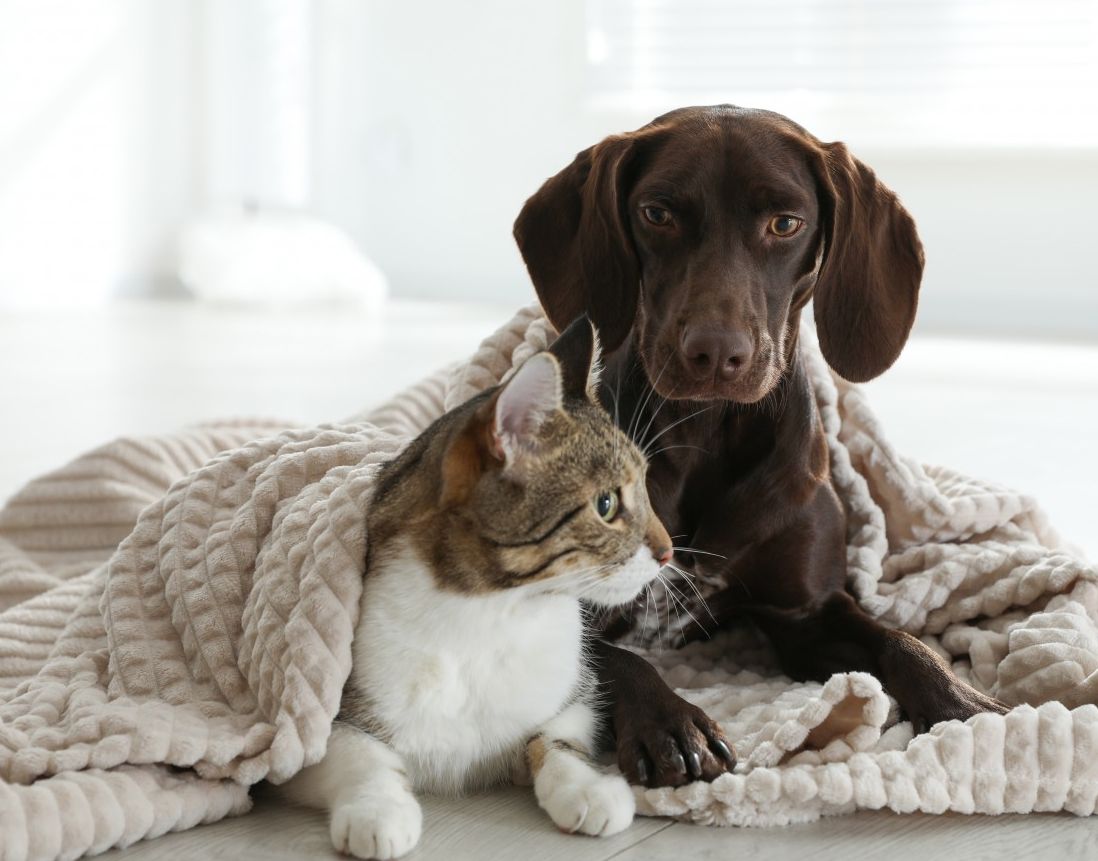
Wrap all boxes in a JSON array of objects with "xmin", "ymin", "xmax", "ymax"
[{"xmin": 653, "ymin": 547, "xmax": 673, "ymax": 567}]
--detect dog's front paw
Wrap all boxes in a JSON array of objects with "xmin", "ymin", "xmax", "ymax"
[
  {"xmin": 615, "ymin": 692, "xmax": 736, "ymax": 787},
  {"xmin": 904, "ymin": 683, "xmax": 1010, "ymax": 733},
  {"xmin": 330, "ymin": 794, "xmax": 423, "ymax": 860},
  {"xmin": 541, "ymin": 773, "xmax": 635, "ymax": 837}
]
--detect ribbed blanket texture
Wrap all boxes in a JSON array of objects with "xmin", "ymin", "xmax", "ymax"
[{"xmin": 0, "ymin": 306, "xmax": 1095, "ymax": 860}]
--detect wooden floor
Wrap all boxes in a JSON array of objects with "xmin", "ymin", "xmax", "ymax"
[
  {"xmin": 3, "ymin": 299, "xmax": 1097, "ymax": 858},
  {"xmin": 95, "ymin": 787, "xmax": 1098, "ymax": 861}
]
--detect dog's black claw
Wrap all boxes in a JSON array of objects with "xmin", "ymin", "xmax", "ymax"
[
  {"xmin": 636, "ymin": 757, "xmax": 650, "ymax": 785},
  {"xmin": 713, "ymin": 739, "xmax": 736, "ymax": 766},
  {"xmin": 686, "ymin": 751, "xmax": 703, "ymax": 779},
  {"xmin": 671, "ymin": 751, "xmax": 686, "ymax": 775}
]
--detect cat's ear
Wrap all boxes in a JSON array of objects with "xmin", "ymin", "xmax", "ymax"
[
  {"xmin": 548, "ymin": 314, "xmax": 602, "ymax": 401},
  {"xmin": 442, "ymin": 353, "xmax": 564, "ymax": 504},
  {"xmin": 489, "ymin": 352, "xmax": 564, "ymax": 466}
]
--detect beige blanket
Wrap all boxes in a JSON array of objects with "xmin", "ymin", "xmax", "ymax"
[{"xmin": 1, "ymin": 306, "xmax": 1095, "ymax": 860}]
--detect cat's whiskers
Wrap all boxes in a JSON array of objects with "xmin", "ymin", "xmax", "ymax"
[
  {"xmin": 645, "ymin": 443, "xmax": 711, "ymax": 459},
  {"xmin": 664, "ymin": 561, "xmax": 718, "ymax": 628},
  {"xmin": 627, "ymin": 353, "xmax": 673, "ymax": 446},
  {"xmin": 671, "ymin": 546, "xmax": 728, "ymax": 561},
  {"xmin": 657, "ymin": 575, "xmax": 674, "ymax": 645},
  {"xmin": 641, "ymin": 579, "xmax": 655, "ymax": 639},
  {"xmin": 672, "ymin": 543, "xmax": 753, "ymax": 601},
  {"xmin": 655, "ymin": 570, "xmax": 706, "ymax": 637},
  {"xmin": 656, "ymin": 569, "xmax": 695, "ymax": 615},
  {"xmin": 634, "ymin": 364, "xmax": 679, "ymax": 455},
  {"xmin": 641, "ymin": 406, "xmax": 715, "ymax": 459},
  {"xmin": 632, "ymin": 376, "xmax": 668, "ymax": 449},
  {"xmin": 635, "ymin": 388, "xmax": 669, "ymax": 455},
  {"xmin": 647, "ymin": 580, "xmax": 669, "ymax": 653}
]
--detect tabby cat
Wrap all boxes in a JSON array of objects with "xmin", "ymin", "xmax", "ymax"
[{"xmin": 281, "ymin": 317, "xmax": 673, "ymax": 859}]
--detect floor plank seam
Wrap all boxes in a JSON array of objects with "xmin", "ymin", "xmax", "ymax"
[{"xmin": 601, "ymin": 818, "xmax": 680, "ymax": 861}]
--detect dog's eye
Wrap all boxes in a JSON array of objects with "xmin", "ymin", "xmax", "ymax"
[
  {"xmin": 767, "ymin": 215, "xmax": 804, "ymax": 237},
  {"xmin": 642, "ymin": 206, "xmax": 673, "ymax": 227}
]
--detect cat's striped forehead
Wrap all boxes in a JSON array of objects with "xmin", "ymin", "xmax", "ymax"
[{"xmin": 539, "ymin": 402, "xmax": 645, "ymax": 481}]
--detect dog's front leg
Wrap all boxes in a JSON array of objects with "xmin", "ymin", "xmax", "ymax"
[{"xmin": 754, "ymin": 591, "xmax": 1010, "ymax": 731}]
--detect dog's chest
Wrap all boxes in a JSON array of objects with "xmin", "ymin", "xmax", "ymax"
[{"xmin": 348, "ymin": 542, "xmax": 584, "ymax": 792}]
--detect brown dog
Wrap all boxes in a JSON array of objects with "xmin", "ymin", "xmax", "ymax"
[{"xmin": 514, "ymin": 105, "xmax": 1007, "ymax": 789}]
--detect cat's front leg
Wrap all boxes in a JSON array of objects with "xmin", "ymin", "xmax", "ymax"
[
  {"xmin": 527, "ymin": 702, "xmax": 635, "ymax": 837},
  {"xmin": 280, "ymin": 722, "xmax": 422, "ymax": 860}
]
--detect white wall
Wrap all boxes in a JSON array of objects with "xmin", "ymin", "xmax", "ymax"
[
  {"xmin": 0, "ymin": 0, "xmax": 198, "ymax": 307},
  {"xmin": 1, "ymin": 0, "xmax": 1095, "ymax": 339},
  {"xmin": 309, "ymin": 0, "xmax": 593, "ymax": 313},
  {"xmin": 866, "ymin": 149, "xmax": 1098, "ymax": 340}
]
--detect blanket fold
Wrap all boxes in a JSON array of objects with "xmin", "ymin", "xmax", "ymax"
[{"xmin": 0, "ymin": 306, "xmax": 1095, "ymax": 860}]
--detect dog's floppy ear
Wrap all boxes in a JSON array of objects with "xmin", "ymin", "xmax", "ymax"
[
  {"xmin": 514, "ymin": 135, "xmax": 639, "ymax": 354},
  {"xmin": 811, "ymin": 141, "xmax": 925, "ymax": 383}
]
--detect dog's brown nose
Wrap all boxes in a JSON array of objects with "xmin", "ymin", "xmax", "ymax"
[{"xmin": 681, "ymin": 327, "xmax": 752, "ymax": 381}]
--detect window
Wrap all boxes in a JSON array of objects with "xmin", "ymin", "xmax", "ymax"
[{"xmin": 586, "ymin": 0, "xmax": 1098, "ymax": 146}]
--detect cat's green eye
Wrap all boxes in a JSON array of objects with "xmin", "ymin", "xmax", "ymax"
[{"xmin": 595, "ymin": 490, "xmax": 620, "ymax": 522}]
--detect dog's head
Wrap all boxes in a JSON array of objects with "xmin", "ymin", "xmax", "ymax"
[{"xmin": 514, "ymin": 105, "xmax": 924, "ymax": 402}]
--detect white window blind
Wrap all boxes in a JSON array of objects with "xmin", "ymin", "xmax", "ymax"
[{"xmin": 586, "ymin": 0, "xmax": 1098, "ymax": 146}]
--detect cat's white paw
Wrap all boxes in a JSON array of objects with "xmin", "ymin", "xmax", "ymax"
[
  {"xmin": 540, "ymin": 773, "xmax": 635, "ymax": 837},
  {"xmin": 330, "ymin": 795, "xmax": 423, "ymax": 859}
]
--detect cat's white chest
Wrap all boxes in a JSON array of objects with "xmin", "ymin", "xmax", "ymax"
[{"xmin": 349, "ymin": 540, "xmax": 584, "ymax": 794}]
